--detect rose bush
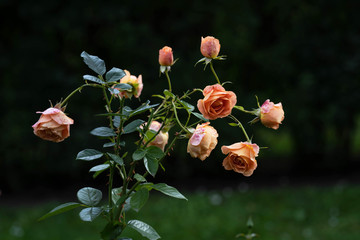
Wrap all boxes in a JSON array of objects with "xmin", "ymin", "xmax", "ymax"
[{"xmin": 33, "ymin": 37, "xmax": 284, "ymax": 240}]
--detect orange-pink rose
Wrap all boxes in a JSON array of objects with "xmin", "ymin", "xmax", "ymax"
[
  {"xmin": 221, "ymin": 142, "xmax": 259, "ymax": 176},
  {"xmin": 114, "ymin": 70, "xmax": 143, "ymax": 99},
  {"xmin": 32, "ymin": 107, "xmax": 74, "ymax": 143},
  {"xmin": 197, "ymin": 84, "xmax": 237, "ymax": 120},
  {"xmin": 159, "ymin": 46, "xmax": 174, "ymax": 66},
  {"xmin": 200, "ymin": 36, "xmax": 221, "ymax": 59},
  {"xmin": 145, "ymin": 121, "xmax": 169, "ymax": 151},
  {"xmin": 260, "ymin": 99, "xmax": 284, "ymax": 130},
  {"xmin": 187, "ymin": 122, "xmax": 218, "ymax": 161}
]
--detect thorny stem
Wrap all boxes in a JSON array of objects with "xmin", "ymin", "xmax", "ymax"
[
  {"xmin": 209, "ymin": 61, "xmax": 221, "ymax": 85},
  {"xmin": 60, "ymin": 83, "xmax": 100, "ymax": 107},
  {"xmin": 229, "ymin": 114, "xmax": 251, "ymax": 142},
  {"xmin": 171, "ymin": 102, "xmax": 190, "ymax": 133}
]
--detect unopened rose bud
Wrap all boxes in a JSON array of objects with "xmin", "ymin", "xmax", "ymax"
[
  {"xmin": 200, "ymin": 36, "xmax": 221, "ymax": 59},
  {"xmin": 159, "ymin": 46, "xmax": 174, "ymax": 66}
]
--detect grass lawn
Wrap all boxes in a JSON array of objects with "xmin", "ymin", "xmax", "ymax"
[{"xmin": 0, "ymin": 182, "xmax": 359, "ymax": 240}]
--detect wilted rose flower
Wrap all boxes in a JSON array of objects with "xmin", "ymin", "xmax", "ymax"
[
  {"xmin": 114, "ymin": 70, "xmax": 143, "ymax": 99},
  {"xmin": 221, "ymin": 142, "xmax": 259, "ymax": 176},
  {"xmin": 159, "ymin": 46, "xmax": 174, "ymax": 66},
  {"xmin": 197, "ymin": 84, "xmax": 237, "ymax": 120},
  {"xmin": 260, "ymin": 99, "xmax": 284, "ymax": 130},
  {"xmin": 145, "ymin": 121, "xmax": 169, "ymax": 151},
  {"xmin": 200, "ymin": 36, "xmax": 221, "ymax": 59},
  {"xmin": 32, "ymin": 107, "xmax": 74, "ymax": 143},
  {"xmin": 187, "ymin": 122, "xmax": 218, "ymax": 161}
]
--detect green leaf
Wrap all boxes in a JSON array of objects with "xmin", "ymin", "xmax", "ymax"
[
  {"xmin": 129, "ymin": 100, "xmax": 158, "ymax": 118},
  {"xmin": 113, "ymin": 116, "xmax": 121, "ymax": 128},
  {"xmin": 146, "ymin": 146, "xmax": 164, "ymax": 159},
  {"xmin": 83, "ymin": 75, "xmax": 105, "ymax": 84},
  {"xmin": 179, "ymin": 100, "xmax": 195, "ymax": 112},
  {"xmin": 122, "ymin": 106, "xmax": 133, "ymax": 117},
  {"xmin": 79, "ymin": 207, "xmax": 102, "ymax": 222},
  {"xmin": 81, "ymin": 51, "xmax": 106, "ymax": 75},
  {"xmin": 111, "ymin": 187, "xmax": 123, "ymax": 205},
  {"xmin": 127, "ymin": 220, "xmax": 160, "ymax": 240},
  {"xmin": 112, "ymin": 188, "xmax": 132, "ymax": 212},
  {"xmin": 108, "ymin": 87, "xmax": 120, "ymax": 95},
  {"xmin": 152, "ymin": 94, "xmax": 165, "ymax": 100},
  {"xmin": 163, "ymin": 89, "xmax": 175, "ymax": 99},
  {"xmin": 152, "ymin": 183, "xmax": 187, "ymax": 200},
  {"xmin": 103, "ymin": 142, "xmax": 115, "ymax": 148},
  {"xmin": 130, "ymin": 188, "xmax": 149, "ymax": 212},
  {"xmin": 100, "ymin": 223, "xmax": 123, "ymax": 240},
  {"xmin": 192, "ymin": 112, "xmax": 209, "ymax": 122},
  {"xmin": 123, "ymin": 119, "xmax": 145, "ymax": 134},
  {"xmin": 90, "ymin": 127, "xmax": 117, "ymax": 137},
  {"xmin": 77, "ymin": 187, "xmax": 102, "ymax": 206},
  {"xmin": 233, "ymin": 105, "xmax": 245, "ymax": 111},
  {"xmin": 93, "ymin": 168, "xmax": 107, "ymax": 179},
  {"xmin": 144, "ymin": 129, "xmax": 157, "ymax": 142},
  {"xmin": 107, "ymin": 153, "xmax": 124, "ymax": 166},
  {"xmin": 89, "ymin": 164, "xmax": 110, "ymax": 172},
  {"xmin": 132, "ymin": 149, "xmax": 147, "ymax": 161},
  {"xmin": 144, "ymin": 156, "xmax": 158, "ymax": 177},
  {"xmin": 106, "ymin": 67, "xmax": 126, "ymax": 82},
  {"xmin": 38, "ymin": 202, "xmax": 81, "ymax": 221},
  {"xmin": 113, "ymin": 83, "xmax": 133, "ymax": 91},
  {"xmin": 76, "ymin": 149, "xmax": 103, "ymax": 161},
  {"xmin": 228, "ymin": 122, "xmax": 238, "ymax": 127},
  {"xmin": 134, "ymin": 173, "xmax": 146, "ymax": 182}
]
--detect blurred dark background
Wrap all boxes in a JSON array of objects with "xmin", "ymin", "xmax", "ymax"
[{"xmin": 1, "ymin": 0, "xmax": 360, "ymax": 195}]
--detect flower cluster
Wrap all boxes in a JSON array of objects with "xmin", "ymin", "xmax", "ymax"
[{"xmin": 32, "ymin": 36, "xmax": 285, "ymax": 240}]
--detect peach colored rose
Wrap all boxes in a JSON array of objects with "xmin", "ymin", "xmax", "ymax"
[
  {"xmin": 114, "ymin": 70, "xmax": 143, "ymax": 98},
  {"xmin": 197, "ymin": 84, "xmax": 237, "ymax": 120},
  {"xmin": 221, "ymin": 142, "xmax": 259, "ymax": 176},
  {"xmin": 145, "ymin": 121, "xmax": 169, "ymax": 151},
  {"xmin": 187, "ymin": 122, "xmax": 218, "ymax": 161},
  {"xmin": 260, "ymin": 99, "xmax": 284, "ymax": 130},
  {"xmin": 159, "ymin": 46, "xmax": 174, "ymax": 66},
  {"xmin": 200, "ymin": 36, "xmax": 221, "ymax": 59},
  {"xmin": 32, "ymin": 107, "xmax": 74, "ymax": 143}
]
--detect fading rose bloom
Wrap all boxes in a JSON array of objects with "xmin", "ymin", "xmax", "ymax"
[
  {"xmin": 159, "ymin": 46, "xmax": 174, "ymax": 66},
  {"xmin": 221, "ymin": 142, "xmax": 259, "ymax": 177},
  {"xmin": 114, "ymin": 70, "xmax": 143, "ymax": 98},
  {"xmin": 200, "ymin": 36, "xmax": 221, "ymax": 59},
  {"xmin": 260, "ymin": 99, "xmax": 284, "ymax": 130},
  {"xmin": 32, "ymin": 107, "xmax": 74, "ymax": 143},
  {"xmin": 187, "ymin": 122, "xmax": 218, "ymax": 161},
  {"xmin": 197, "ymin": 84, "xmax": 237, "ymax": 120},
  {"xmin": 144, "ymin": 121, "xmax": 169, "ymax": 151}
]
